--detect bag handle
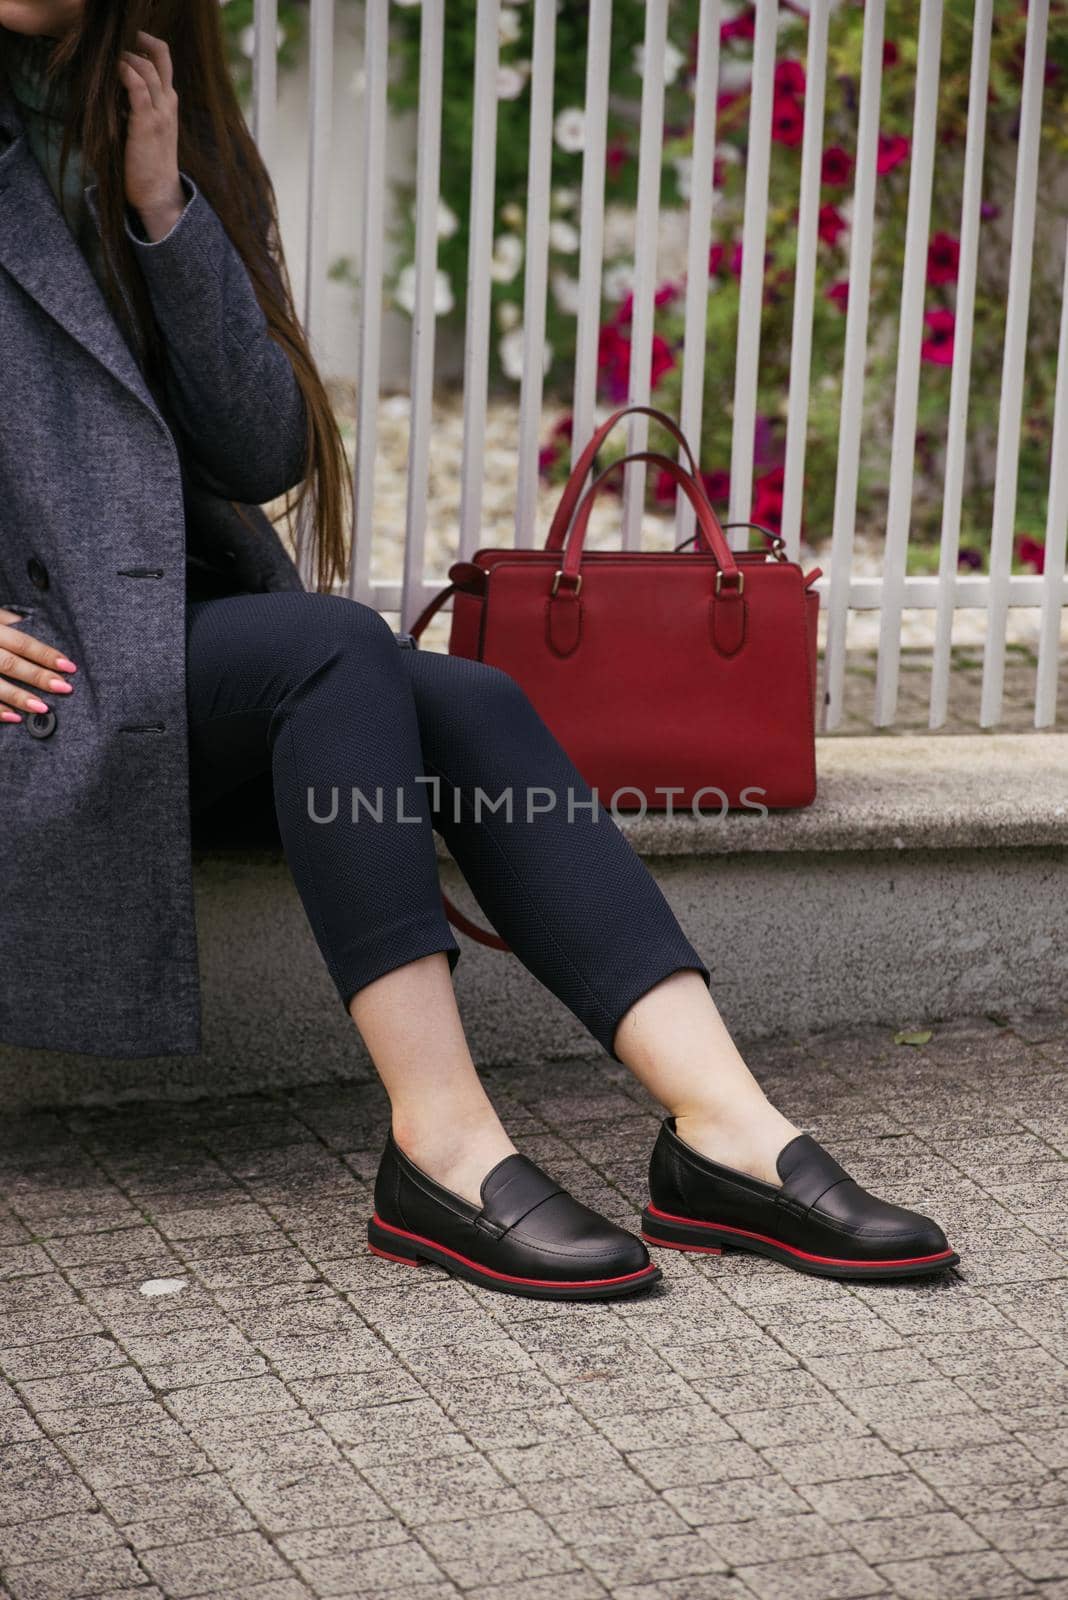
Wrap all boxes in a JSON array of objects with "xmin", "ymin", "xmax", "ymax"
[
  {"xmin": 557, "ymin": 452, "xmax": 742, "ymax": 589},
  {"xmin": 545, "ymin": 405, "xmax": 708, "ymax": 553}
]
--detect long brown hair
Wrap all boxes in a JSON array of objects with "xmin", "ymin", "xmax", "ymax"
[{"xmin": 3, "ymin": 0, "xmax": 350, "ymax": 591}]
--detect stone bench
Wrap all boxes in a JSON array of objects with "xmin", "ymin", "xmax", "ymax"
[{"xmin": 3, "ymin": 733, "xmax": 1065, "ymax": 1109}]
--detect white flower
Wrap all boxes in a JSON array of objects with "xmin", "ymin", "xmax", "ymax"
[
  {"xmin": 673, "ymin": 155, "xmax": 693, "ymax": 201},
  {"xmin": 548, "ymin": 219, "xmax": 579, "ymax": 253},
  {"xmin": 497, "ymin": 64, "xmax": 526, "ymax": 100},
  {"xmin": 497, "ymin": 300, "xmax": 521, "ymax": 330},
  {"xmin": 499, "ymin": 6, "xmax": 522, "ymax": 44},
  {"xmin": 490, "ymin": 233, "xmax": 524, "ymax": 283},
  {"xmin": 552, "ymin": 186, "xmax": 578, "ymax": 212},
  {"xmin": 394, "ymin": 264, "xmax": 454, "ymax": 317},
  {"xmin": 393, "ymin": 0, "xmax": 422, "ymax": 6},
  {"xmin": 551, "ymin": 272, "xmax": 581, "ymax": 315},
  {"xmin": 499, "ymin": 328, "xmax": 552, "ymax": 382},
  {"xmin": 603, "ymin": 262, "xmax": 634, "ymax": 303},
  {"xmin": 553, "ymin": 107, "xmax": 585, "ymax": 154},
  {"xmin": 239, "ymin": 22, "xmax": 285, "ymax": 56},
  {"xmin": 717, "ymin": 141, "xmax": 742, "ymax": 165},
  {"xmin": 501, "ymin": 201, "xmax": 524, "ymax": 228},
  {"xmin": 437, "ymin": 200, "xmax": 459, "ymax": 240},
  {"xmin": 719, "ymin": 57, "xmax": 753, "ymax": 94},
  {"xmin": 633, "ymin": 39, "xmax": 687, "ymax": 86}
]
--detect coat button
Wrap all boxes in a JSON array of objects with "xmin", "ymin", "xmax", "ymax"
[
  {"xmin": 25, "ymin": 709, "xmax": 56, "ymax": 739},
  {"xmin": 27, "ymin": 557, "xmax": 49, "ymax": 591}
]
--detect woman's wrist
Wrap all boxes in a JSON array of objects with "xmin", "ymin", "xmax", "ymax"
[{"xmin": 135, "ymin": 175, "xmax": 188, "ymax": 242}]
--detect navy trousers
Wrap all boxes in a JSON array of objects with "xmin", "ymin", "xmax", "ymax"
[{"xmin": 185, "ymin": 592, "xmax": 709, "ymax": 1058}]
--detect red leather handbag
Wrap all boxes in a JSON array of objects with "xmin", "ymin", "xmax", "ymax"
[{"xmin": 413, "ymin": 404, "xmax": 821, "ymax": 813}]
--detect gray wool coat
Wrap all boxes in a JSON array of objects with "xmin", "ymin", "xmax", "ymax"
[{"xmin": 0, "ymin": 74, "xmax": 311, "ymax": 1057}]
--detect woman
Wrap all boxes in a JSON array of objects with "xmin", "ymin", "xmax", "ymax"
[{"xmin": 0, "ymin": 0, "xmax": 958, "ymax": 1300}]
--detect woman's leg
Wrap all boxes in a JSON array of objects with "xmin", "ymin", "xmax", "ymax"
[
  {"xmin": 186, "ymin": 593, "xmax": 515, "ymax": 1203},
  {"xmin": 610, "ymin": 971, "xmax": 798, "ymax": 1184},
  {"xmin": 398, "ymin": 651, "xmax": 797, "ymax": 1180}
]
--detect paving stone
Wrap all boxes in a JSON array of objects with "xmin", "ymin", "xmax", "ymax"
[
  {"xmin": 0, "ymin": 1509, "xmax": 118, "ymax": 1567},
  {"xmin": 363, "ymin": 1453, "xmax": 525, "ymax": 1524},
  {"xmin": 224, "ymin": 1463, "xmax": 389, "ymax": 1532},
  {"xmin": 419, "ymin": 1511, "xmax": 574, "ymax": 1588},
  {"xmin": 760, "ymin": 1435, "xmax": 903, "ymax": 1487},
  {"xmin": 16, "ymin": 1364, "xmax": 151, "ymax": 1414},
  {"xmin": 1, "ymin": 1547, "xmax": 147, "ymax": 1600},
  {"xmin": 138, "ymin": 1531, "xmax": 293, "ymax": 1596},
  {"xmin": 843, "ymin": 1511, "xmax": 988, "ymax": 1563},
  {"xmin": 734, "ymin": 1549, "xmax": 888, "ymax": 1598},
  {"xmin": 61, "ymin": 1418, "xmax": 213, "ymax": 1490},
  {"xmin": 0, "ymin": 1335, "xmax": 126, "ymax": 1384},
  {"xmin": 871, "ymin": 1549, "xmax": 1031, "ymax": 1598},
  {"xmin": 96, "ymin": 1472, "xmax": 255, "ymax": 1551}
]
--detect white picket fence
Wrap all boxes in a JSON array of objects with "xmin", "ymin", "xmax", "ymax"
[{"xmin": 248, "ymin": 0, "xmax": 1068, "ymax": 730}]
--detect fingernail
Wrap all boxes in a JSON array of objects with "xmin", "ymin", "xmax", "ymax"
[
  {"xmin": 48, "ymin": 678, "xmax": 72, "ymax": 693},
  {"xmin": 55, "ymin": 657, "xmax": 77, "ymax": 672},
  {"xmin": 1, "ymin": 711, "xmax": 21, "ymax": 723},
  {"xmin": 27, "ymin": 697, "xmax": 49, "ymax": 713}
]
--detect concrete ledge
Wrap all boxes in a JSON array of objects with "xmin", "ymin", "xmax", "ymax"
[
  {"xmin": 614, "ymin": 734, "xmax": 1068, "ymax": 854},
  {"xmin": 3, "ymin": 733, "xmax": 1066, "ymax": 1108}
]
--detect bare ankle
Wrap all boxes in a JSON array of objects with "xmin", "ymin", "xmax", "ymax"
[
  {"xmin": 674, "ymin": 1103, "xmax": 799, "ymax": 1187},
  {"xmin": 390, "ymin": 1112, "xmax": 516, "ymax": 1208}
]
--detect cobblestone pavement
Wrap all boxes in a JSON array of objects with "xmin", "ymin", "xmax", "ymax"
[{"xmin": 2, "ymin": 1012, "xmax": 1066, "ymax": 1600}]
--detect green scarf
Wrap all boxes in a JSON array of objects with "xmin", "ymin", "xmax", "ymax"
[{"xmin": 2, "ymin": 29, "xmax": 110, "ymax": 303}]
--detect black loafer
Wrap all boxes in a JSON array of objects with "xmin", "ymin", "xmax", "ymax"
[
  {"xmin": 369, "ymin": 1134, "xmax": 661, "ymax": 1301},
  {"xmin": 641, "ymin": 1118, "xmax": 959, "ymax": 1281}
]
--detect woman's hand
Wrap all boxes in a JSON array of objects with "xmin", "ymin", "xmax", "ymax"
[
  {"xmin": 0, "ymin": 610, "xmax": 76, "ymax": 724},
  {"xmin": 118, "ymin": 30, "xmax": 186, "ymax": 243}
]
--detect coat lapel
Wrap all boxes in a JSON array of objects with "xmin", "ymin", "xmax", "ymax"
[{"xmin": 0, "ymin": 79, "xmax": 166, "ymax": 430}]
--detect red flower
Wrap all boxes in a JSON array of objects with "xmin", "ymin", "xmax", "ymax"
[
  {"xmin": 597, "ymin": 328, "xmax": 676, "ymax": 400},
  {"xmin": 1017, "ymin": 535, "xmax": 1045, "ymax": 573},
  {"xmin": 655, "ymin": 468, "xmax": 678, "ymax": 507},
  {"xmin": 606, "ymin": 141, "xmax": 628, "ymax": 179},
  {"xmin": 650, "ymin": 335, "xmax": 677, "ymax": 390},
  {"xmin": 597, "ymin": 325, "xmax": 631, "ymax": 402},
  {"xmin": 702, "ymin": 469, "xmax": 730, "ymax": 504},
  {"xmin": 538, "ymin": 443, "xmax": 559, "ymax": 479},
  {"xmin": 708, "ymin": 242, "xmax": 725, "ymax": 277},
  {"xmin": 615, "ymin": 293, "xmax": 634, "ymax": 326},
  {"xmin": 821, "ymin": 146, "xmax": 853, "ymax": 187},
  {"xmin": 730, "ymin": 242, "xmax": 744, "ymax": 277},
  {"xmin": 553, "ymin": 414, "xmax": 573, "ymax": 443},
  {"xmin": 819, "ymin": 204, "xmax": 847, "ymax": 246},
  {"xmin": 753, "ymin": 467, "xmax": 785, "ymax": 533},
  {"xmin": 921, "ymin": 308, "xmax": 955, "ymax": 365},
  {"xmin": 877, "ymin": 133, "xmax": 910, "ymax": 174},
  {"xmin": 826, "ymin": 279, "xmax": 850, "ymax": 313},
  {"xmin": 721, "ymin": 9, "xmax": 755, "ymax": 42},
  {"xmin": 656, "ymin": 281, "xmax": 681, "ymax": 308},
  {"xmin": 772, "ymin": 93, "xmax": 805, "ymax": 147},
  {"xmin": 883, "ymin": 40, "xmax": 900, "ymax": 68},
  {"xmin": 927, "ymin": 231, "xmax": 961, "ymax": 284},
  {"xmin": 775, "ymin": 60, "xmax": 806, "ymax": 97}
]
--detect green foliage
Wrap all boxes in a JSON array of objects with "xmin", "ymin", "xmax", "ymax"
[
  {"xmin": 218, "ymin": 0, "xmax": 306, "ymax": 100},
  {"xmin": 385, "ymin": 0, "xmax": 1068, "ymax": 564}
]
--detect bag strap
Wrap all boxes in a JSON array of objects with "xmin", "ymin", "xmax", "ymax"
[
  {"xmin": 545, "ymin": 405, "xmax": 708, "ymax": 553},
  {"xmin": 442, "ymin": 893, "xmax": 510, "ymax": 951},
  {"xmin": 558, "ymin": 452, "xmax": 742, "ymax": 588}
]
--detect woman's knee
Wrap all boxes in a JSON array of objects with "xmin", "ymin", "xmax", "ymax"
[{"xmin": 280, "ymin": 592, "xmax": 404, "ymax": 685}]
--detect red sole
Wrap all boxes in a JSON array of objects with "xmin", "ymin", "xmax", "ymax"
[
  {"xmin": 641, "ymin": 1204, "xmax": 959, "ymax": 1280},
  {"xmin": 368, "ymin": 1213, "xmax": 661, "ymax": 1301}
]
